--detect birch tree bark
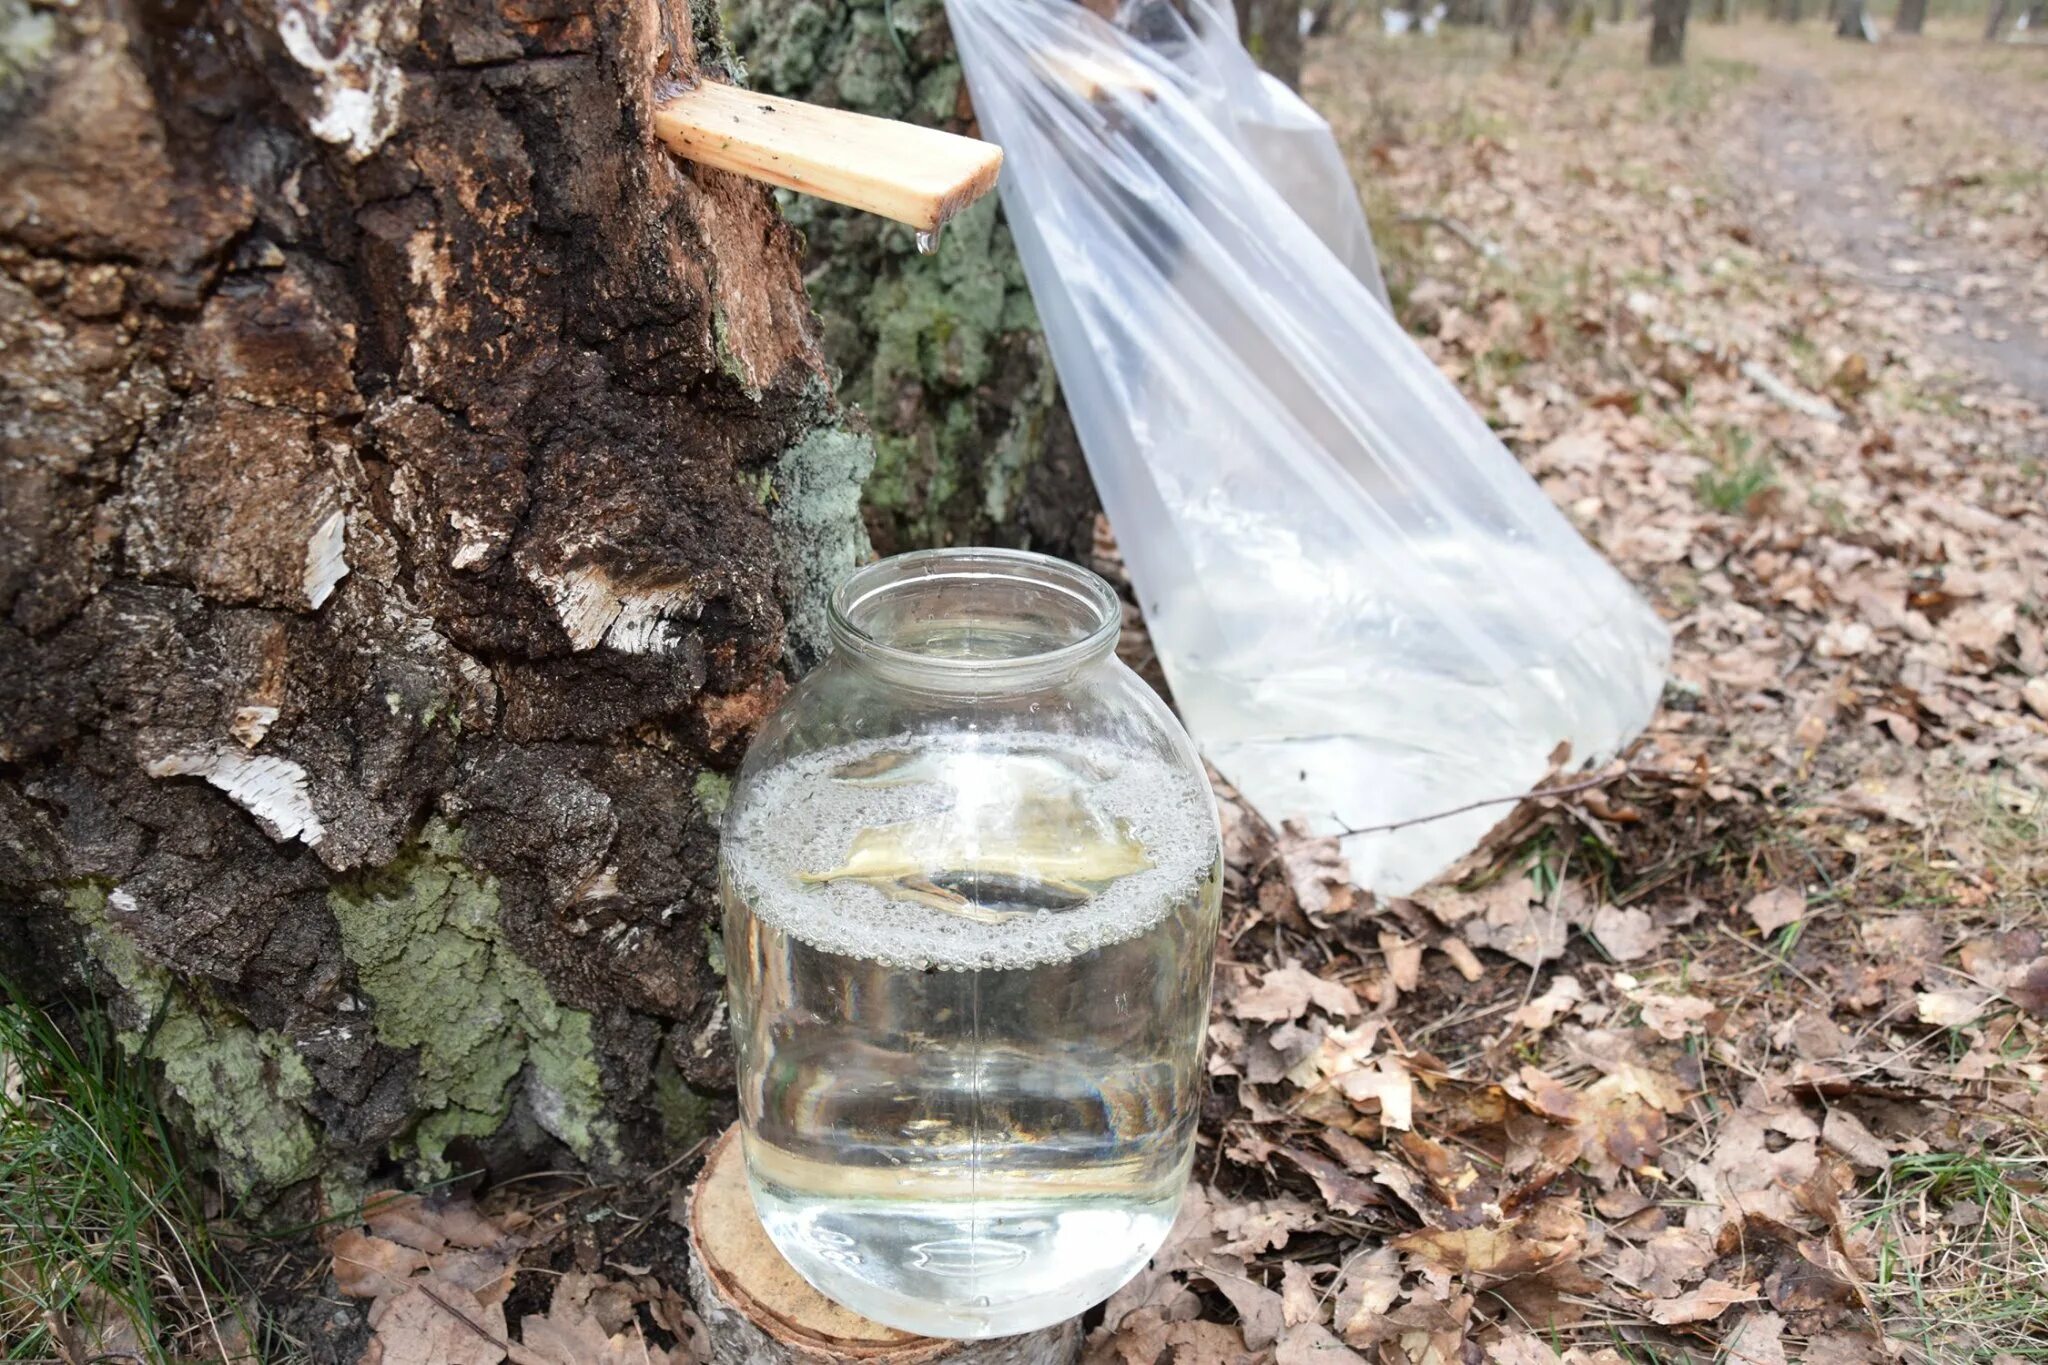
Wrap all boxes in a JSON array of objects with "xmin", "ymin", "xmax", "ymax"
[
  {"xmin": 720, "ymin": 0, "xmax": 1101, "ymax": 562},
  {"xmin": 1, "ymin": 0, "xmax": 874, "ymax": 1201},
  {"xmin": 1649, "ymin": 0, "xmax": 1690, "ymax": 62}
]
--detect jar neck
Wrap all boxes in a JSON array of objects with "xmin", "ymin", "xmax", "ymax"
[{"xmin": 826, "ymin": 548, "xmax": 1123, "ymax": 694}]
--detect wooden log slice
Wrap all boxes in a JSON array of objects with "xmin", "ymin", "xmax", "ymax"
[{"xmin": 684, "ymin": 1126, "xmax": 1082, "ymax": 1365}]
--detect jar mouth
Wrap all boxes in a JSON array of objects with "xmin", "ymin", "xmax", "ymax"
[{"xmin": 827, "ymin": 548, "xmax": 1122, "ymax": 684}]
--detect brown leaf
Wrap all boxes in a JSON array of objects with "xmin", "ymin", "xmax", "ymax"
[
  {"xmin": 1722, "ymin": 1310, "xmax": 1788, "ymax": 1365},
  {"xmin": 1800, "ymin": 1331, "xmax": 1891, "ymax": 1363},
  {"xmin": 1378, "ymin": 930, "xmax": 1422, "ymax": 992},
  {"xmin": 1206, "ymin": 1261, "xmax": 1285, "ymax": 1350},
  {"xmin": 1276, "ymin": 1146, "xmax": 1382, "ymax": 1215},
  {"xmin": 1819, "ymin": 1110, "xmax": 1891, "ymax": 1170},
  {"xmin": 1591, "ymin": 904, "xmax": 1667, "ymax": 962},
  {"xmin": 367, "ymin": 1281, "xmax": 508, "ymax": 1365},
  {"xmin": 1273, "ymin": 1321, "xmax": 1366, "ymax": 1365},
  {"xmin": 1392, "ymin": 1203, "xmax": 1584, "ymax": 1283},
  {"xmin": 1211, "ymin": 1196, "xmax": 1319, "ymax": 1258},
  {"xmin": 1462, "ymin": 886, "xmax": 1570, "ymax": 968},
  {"xmin": 1416, "ymin": 874, "xmax": 1533, "ymax": 927},
  {"xmin": 1915, "ymin": 989, "xmax": 1989, "ymax": 1028},
  {"xmin": 1096, "ymin": 1307, "xmax": 1256, "ymax": 1365},
  {"xmin": 1636, "ymin": 991, "xmax": 1714, "ymax": 1040},
  {"xmin": 2007, "ymin": 958, "xmax": 2048, "ymax": 1018},
  {"xmin": 1334, "ymin": 1055, "xmax": 1414, "ymax": 1131},
  {"xmin": 1764, "ymin": 1251, "xmax": 1861, "ymax": 1321},
  {"xmin": 332, "ymin": 1229, "xmax": 431, "ymax": 1300},
  {"xmin": 1512, "ymin": 975, "xmax": 1584, "ymax": 1032},
  {"xmin": 1276, "ymin": 824, "xmax": 1358, "ymax": 920},
  {"xmin": 1279, "ymin": 1262, "xmax": 1322, "ymax": 1328},
  {"xmin": 1645, "ymin": 1277, "xmax": 1753, "ymax": 1325},
  {"xmin": 365, "ymin": 1193, "xmax": 506, "ymax": 1256},
  {"xmin": 1332, "ymin": 1247, "xmax": 1402, "ymax": 1345},
  {"xmin": 1745, "ymin": 887, "xmax": 1807, "ymax": 935},
  {"xmin": 517, "ymin": 1273, "xmax": 681, "ymax": 1365},
  {"xmin": 1233, "ymin": 962, "xmax": 1361, "ymax": 1022},
  {"xmin": 1489, "ymin": 1331, "xmax": 1564, "ymax": 1364}
]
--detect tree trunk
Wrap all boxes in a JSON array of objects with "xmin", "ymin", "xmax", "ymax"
[
  {"xmin": 1987, "ymin": 0, "xmax": 2011, "ymax": 38},
  {"xmin": 1895, "ymin": 0, "xmax": 1927, "ymax": 34},
  {"xmin": 1234, "ymin": 0, "xmax": 1308, "ymax": 89},
  {"xmin": 1508, "ymin": 0, "xmax": 1539, "ymax": 55},
  {"xmin": 1650, "ymin": 0, "xmax": 1690, "ymax": 61},
  {"xmin": 719, "ymin": 2, "xmax": 1100, "ymax": 564},
  {"xmin": 0, "ymin": 0, "xmax": 877, "ymax": 1202},
  {"xmin": 1836, "ymin": 0, "xmax": 1872, "ymax": 38},
  {"xmin": 1708, "ymin": 0, "xmax": 1736, "ymax": 24}
]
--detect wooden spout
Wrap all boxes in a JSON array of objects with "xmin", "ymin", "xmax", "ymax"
[{"xmin": 653, "ymin": 82, "xmax": 1004, "ymax": 233}]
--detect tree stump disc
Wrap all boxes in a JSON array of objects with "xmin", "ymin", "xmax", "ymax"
[{"xmin": 685, "ymin": 1126, "xmax": 1081, "ymax": 1365}]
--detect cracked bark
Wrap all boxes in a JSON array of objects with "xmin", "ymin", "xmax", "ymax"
[{"xmin": 1, "ymin": 0, "xmax": 868, "ymax": 1197}]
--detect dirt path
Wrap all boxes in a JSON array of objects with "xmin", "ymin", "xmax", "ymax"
[{"xmin": 1733, "ymin": 58, "xmax": 2048, "ymax": 406}]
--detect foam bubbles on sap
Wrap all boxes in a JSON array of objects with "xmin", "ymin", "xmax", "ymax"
[{"xmin": 722, "ymin": 732, "xmax": 1222, "ymax": 1337}]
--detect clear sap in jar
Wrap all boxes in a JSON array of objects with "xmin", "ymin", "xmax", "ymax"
[{"xmin": 720, "ymin": 550, "xmax": 1223, "ymax": 1339}]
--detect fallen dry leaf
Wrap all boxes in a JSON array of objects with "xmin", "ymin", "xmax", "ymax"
[
  {"xmin": 1637, "ymin": 991, "xmax": 1714, "ymax": 1040},
  {"xmin": 1273, "ymin": 1321, "xmax": 1364, "ymax": 1365},
  {"xmin": 1915, "ymin": 989, "xmax": 1990, "ymax": 1028},
  {"xmin": 1489, "ymin": 1332, "xmax": 1563, "ymax": 1364},
  {"xmin": 1722, "ymin": 1310, "xmax": 1789, "ymax": 1365},
  {"xmin": 365, "ymin": 1193, "xmax": 507, "ymax": 1256},
  {"xmin": 1278, "ymin": 1262, "xmax": 1320, "ymax": 1328},
  {"xmin": 1591, "ymin": 904, "xmax": 1666, "ymax": 961},
  {"xmin": 1745, "ymin": 887, "xmax": 1808, "ymax": 935},
  {"xmin": 333, "ymin": 1229, "xmax": 432, "ymax": 1301},
  {"xmin": 1206, "ymin": 1262, "xmax": 1286, "ymax": 1350},
  {"xmin": 1513, "ymin": 974, "xmax": 1585, "ymax": 1031},
  {"xmin": 1233, "ymin": 962, "xmax": 1361, "ymax": 1022},
  {"xmin": 366, "ymin": 1280, "xmax": 508, "ymax": 1365},
  {"xmin": 1819, "ymin": 1109, "xmax": 1891, "ymax": 1170},
  {"xmin": 1646, "ymin": 1277, "xmax": 1754, "ymax": 1325}
]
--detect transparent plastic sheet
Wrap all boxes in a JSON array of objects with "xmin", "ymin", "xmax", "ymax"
[{"xmin": 946, "ymin": 0, "xmax": 1670, "ymax": 893}]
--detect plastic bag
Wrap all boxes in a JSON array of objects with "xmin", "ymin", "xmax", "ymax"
[{"xmin": 947, "ymin": 0, "xmax": 1670, "ymax": 893}]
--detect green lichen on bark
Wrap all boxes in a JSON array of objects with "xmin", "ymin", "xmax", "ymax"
[
  {"xmin": 0, "ymin": 0, "xmax": 57, "ymax": 97},
  {"xmin": 724, "ymin": 0, "xmax": 1094, "ymax": 559},
  {"xmin": 66, "ymin": 887, "xmax": 320, "ymax": 1195},
  {"xmin": 326, "ymin": 822, "xmax": 614, "ymax": 1175},
  {"xmin": 771, "ymin": 420, "xmax": 875, "ymax": 667},
  {"xmin": 651, "ymin": 1064, "xmax": 714, "ymax": 1146}
]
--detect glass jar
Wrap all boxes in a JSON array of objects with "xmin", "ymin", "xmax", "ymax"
[{"xmin": 720, "ymin": 548, "xmax": 1224, "ymax": 1339}]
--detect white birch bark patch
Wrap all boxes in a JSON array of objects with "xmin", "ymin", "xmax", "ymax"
[{"xmin": 146, "ymin": 748, "xmax": 326, "ymax": 845}]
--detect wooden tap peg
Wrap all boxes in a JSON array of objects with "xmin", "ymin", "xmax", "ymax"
[{"xmin": 654, "ymin": 82, "xmax": 1004, "ymax": 233}]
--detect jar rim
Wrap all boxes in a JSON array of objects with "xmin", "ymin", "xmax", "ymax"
[{"xmin": 827, "ymin": 547, "xmax": 1123, "ymax": 683}]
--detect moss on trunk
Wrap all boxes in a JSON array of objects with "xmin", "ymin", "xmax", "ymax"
[{"xmin": 725, "ymin": 0, "xmax": 1101, "ymax": 561}]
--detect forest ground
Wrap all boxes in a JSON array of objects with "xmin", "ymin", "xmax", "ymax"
[{"xmin": 6, "ymin": 14, "xmax": 2045, "ymax": 1365}]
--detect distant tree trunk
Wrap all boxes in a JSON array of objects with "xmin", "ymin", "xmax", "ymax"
[
  {"xmin": 1836, "ymin": 0, "xmax": 1871, "ymax": 37},
  {"xmin": 1650, "ymin": 0, "xmax": 1690, "ymax": 60},
  {"xmin": 1445, "ymin": 0, "xmax": 1494, "ymax": 26},
  {"xmin": 1776, "ymin": 0, "xmax": 1804, "ymax": 22},
  {"xmin": 1509, "ymin": 0, "xmax": 1538, "ymax": 54},
  {"xmin": 2028, "ymin": 1, "xmax": 2048, "ymax": 30},
  {"xmin": 1986, "ymin": 0, "xmax": 2012, "ymax": 38},
  {"xmin": 1610, "ymin": 0, "xmax": 1625, "ymax": 22},
  {"xmin": 1708, "ymin": 0, "xmax": 1736, "ymax": 22},
  {"xmin": 1234, "ymin": 0, "xmax": 1307, "ymax": 87},
  {"xmin": 1, "ymin": 0, "xmax": 888, "ymax": 1200},
  {"xmin": 1895, "ymin": 0, "xmax": 1927, "ymax": 34}
]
